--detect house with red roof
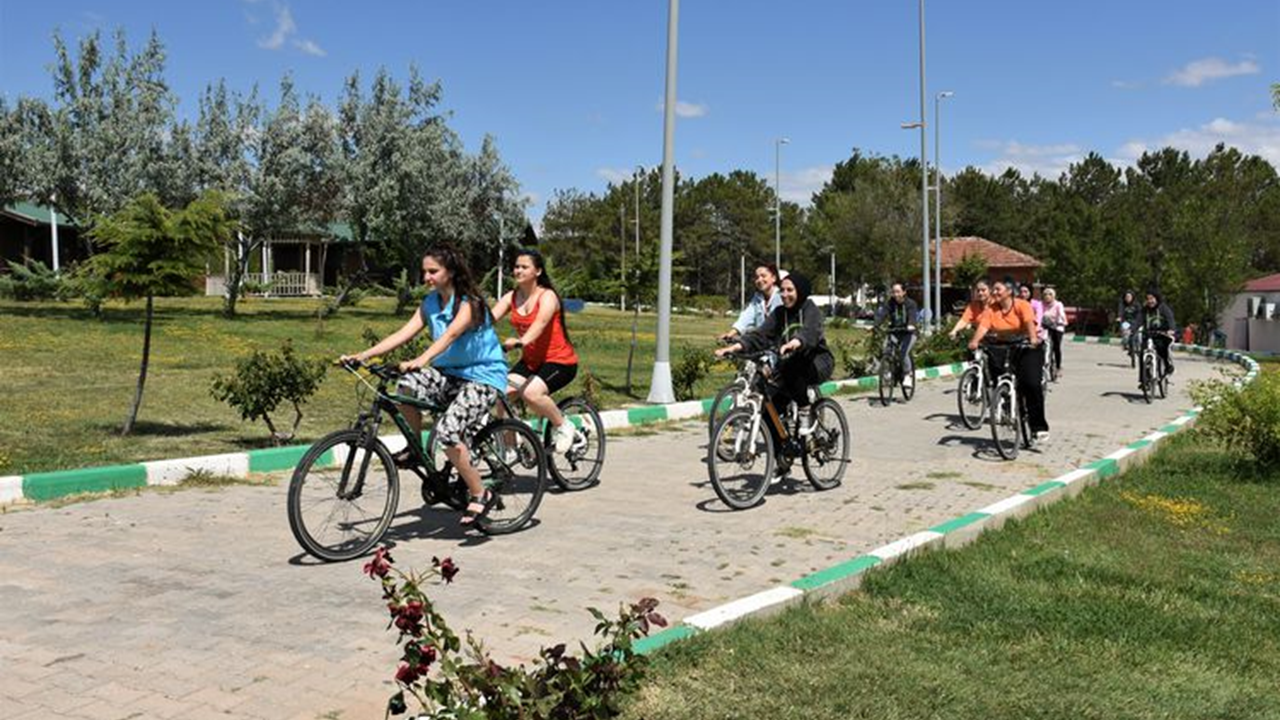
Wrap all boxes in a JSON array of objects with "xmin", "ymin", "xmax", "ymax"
[
  {"xmin": 923, "ymin": 237, "xmax": 1043, "ymax": 313},
  {"xmin": 1221, "ymin": 272, "xmax": 1280, "ymax": 353}
]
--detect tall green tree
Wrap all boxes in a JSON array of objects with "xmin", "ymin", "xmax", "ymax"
[{"xmin": 88, "ymin": 192, "xmax": 234, "ymax": 434}]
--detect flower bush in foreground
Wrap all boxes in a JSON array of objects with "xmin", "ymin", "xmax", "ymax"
[{"xmin": 365, "ymin": 547, "xmax": 665, "ymax": 719}]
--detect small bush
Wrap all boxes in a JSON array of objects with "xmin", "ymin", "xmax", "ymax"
[
  {"xmin": 210, "ymin": 340, "xmax": 328, "ymax": 444},
  {"xmin": 0, "ymin": 259, "xmax": 63, "ymax": 300},
  {"xmin": 579, "ymin": 368, "xmax": 603, "ymax": 408},
  {"xmin": 360, "ymin": 326, "xmax": 428, "ymax": 367},
  {"xmin": 59, "ymin": 263, "xmax": 110, "ymax": 317},
  {"xmin": 914, "ymin": 330, "xmax": 967, "ymax": 368},
  {"xmin": 366, "ymin": 549, "xmax": 663, "ymax": 720},
  {"xmin": 672, "ymin": 346, "xmax": 715, "ymax": 401},
  {"xmin": 1190, "ymin": 371, "xmax": 1280, "ymax": 469}
]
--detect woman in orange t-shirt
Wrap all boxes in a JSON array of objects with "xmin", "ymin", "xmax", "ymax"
[
  {"xmin": 949, "ymin": 279, "xmax": 992, "ymax": 340},
  {"xmin": 491, "ymin": 248, "xmax": 581, "ymax": 453},
  {"xmin": 968, "ymin": 278, "xmax": 1049, "ymax": 439}
]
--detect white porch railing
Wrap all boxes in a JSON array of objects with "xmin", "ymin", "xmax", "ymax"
[{"xmin": 204, "ymin": 272, "xmax": 322, "ymax": 297}]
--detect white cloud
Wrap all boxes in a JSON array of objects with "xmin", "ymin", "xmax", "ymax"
[
  {"xmin": 979, "ymin": 141, "xmax": 1085, "ymax": 179},
  {"xmin": 1164, "ymin": 57, "xmax": 1260, "ymax": 87},
  {"xmin": 293, "ymin": 38, "xmax": 327, "ymax": 57},
  {"xmin": 1117, "ymin": 116, "xmax": 1280, "ymax": 167},
  {"xmin": 1111, "ymin": 79, "xmax": 1141, "ymax": 90},
  {"xmin": 596, "ymin": 167, "xmax": 633, "ymax": 185},
  {"xmin": 778, "ymin": 166, "xmax": 833, "ymax": 206},
  {"xmin": 257, "ymin": 3, "xmax": 295, "ymax": 49},
  {"xmin": 252, "ymin": 1, "xmax": 325, "ymax": 57},
  {"xmin": 654, "ymin": 99, "xmax": 708, "ymax": 118}
]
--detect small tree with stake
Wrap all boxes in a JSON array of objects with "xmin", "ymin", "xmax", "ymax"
[
  {"xmin": 88, "ymin": 191, "xmax": 233, "ymax": 434},
  {"xmin": 210, "ymin": 341, "xmax": 327, "ymax": 445}
]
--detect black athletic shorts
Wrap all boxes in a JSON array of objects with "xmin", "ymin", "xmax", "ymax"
[{"xmin": 509, "ymin": 361, "xmax": 578, "ymax": 395}]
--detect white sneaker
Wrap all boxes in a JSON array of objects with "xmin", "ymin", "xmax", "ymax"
[
  {"xmin": 1034, "ymin": 431, "xmax": 1051, "ymax": 444},
  {"xmin": 500, "ymin": 447, "xmax": 519, "ymax": 465},
  {"xmin": 552, "ymin": 421, "xmax": 576, "ymax": 453}
]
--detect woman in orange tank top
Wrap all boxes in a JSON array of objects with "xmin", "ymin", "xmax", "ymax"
[{"xmin": 490, "ymin": 248, "xmax": 580, "ymax": 453}]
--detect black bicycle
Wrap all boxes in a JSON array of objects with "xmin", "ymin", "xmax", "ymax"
[
  {"xmin": 707, "ymin": 350, "xmax": 850, "ymax": 509},
  {"xmin": 286, "ymin": 360, "xmax": 548, "ymax": 562},
  {"xmin": 433, "ymin": 374, "xmax": 606, "ymax": 492},
  {"xmin": 877, "ymin": 330, "xmax": 916, "ymax": 406},
  {"xmin": 984, "ymin": 341, "xmax": 1038, "ymax": 461}
]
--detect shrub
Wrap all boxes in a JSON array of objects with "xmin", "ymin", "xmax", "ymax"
[
  {"xmin": 210, "ymin": 340, "xmax": 328, "ymax": 444},
  {"xmin": 835, "ymin": 336, "xmax": 870, "ymax": 379},
  {"xmin": 365, "ymin": 549, "xmax": 663, "ymax": 720},
  {"xmin": 672, "ymin": 346, "xmax": 715, "ymax": 401},
  {"xmin": 59, "ymin": 263, "xmax": 110, "ymax": 317},
  {"xmin": 579, "ymin": 368, "xmax": 603, "ymax": 408},
  {"xmin": 913, "ymin": 330, "xmax": 967, "ymax": 368},
  {"xmin": 0, "ymin": 259, "xmax": 63, "ymax": 300},
  {"xmin": 1190, "ymin": 371, "xmax": 1280, "ymax": 469},
  {"xmin": 360, "ymin": 326, "xmax": 428, "ymax": 367}
]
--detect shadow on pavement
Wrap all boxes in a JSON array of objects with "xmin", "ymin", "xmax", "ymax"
[{"xmin": 1100, "ymin": 390, "xmax": 1151, "ymax": 404}]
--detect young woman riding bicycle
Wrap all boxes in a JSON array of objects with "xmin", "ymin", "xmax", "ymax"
[
  {"xmin": 718, "ymin": 263, "xmax": 783, "ymax": 342},
  {"xmin": 968, "ymin": 278, "xmax": 1050, "ymax": 443},
  {"xmin": 341, "ymin": 245, "xmax": 508, "ymax": 527},
  {"xmin": 490, "ymin": 248, "xmax": 580, "ymax": 454},
  {"xmin": 714, "ymin": 273, "xmax": 834, "ymax": 461}
]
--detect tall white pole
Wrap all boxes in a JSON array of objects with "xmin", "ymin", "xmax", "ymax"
[
  {"xmin": 774, "ymin": 138, "xmax": 789, "ymax": 269},
  {"xmin": 620, "ymin": 203, "xmax": 627, "ymax": 312},
  {"xmin": 647, "ymin": 0, "xmax": 679, "ymax": 404},
  {"xmin": 49, "ymin": 206, "xmax": 61, "ymax": 273},
  {"xmin": 830, "ymin": 250, "xmax": 836, "ymax": 318},
  {"xmin": 934, "ymin": 91, "xmax": 952, "ymax": 320},
  {"xmin": 740, "ymin": 253, "xmax": 745, "ymax": 309},
  {"xmin": 496, "ymin": 215, "xmax": 505, "ymax": 299},
  {"xmin": 917, "ymin": 0, "xmax": 932, "ymax": 333}
]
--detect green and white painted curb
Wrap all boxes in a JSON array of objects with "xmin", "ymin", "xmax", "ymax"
[
  {"xmin": 0, "ymin": 356, "xmax": 969, "ymax": 507},
  {"xmin": 632, "ymin": 341, "xmax": 1261, "ymax": 655}
]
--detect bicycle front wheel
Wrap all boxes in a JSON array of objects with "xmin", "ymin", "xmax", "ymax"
[
  {"xmin": 1141, "ymin": 354, "xmax": 1156, "ymax": 404},
  {"xmin": 801, "ymin": 398, "xmax": 849, "ymax": 491},
  {"xmin": 989, "ymin": 383, "xmax": 1020, "ymax": 461},
  {"xmin": 287, "ymin": 428, "xmax": 400, "ymax": 562},
  {"xmin": 548, "ymin": 398, "xmax": 606, "ymax": 491},
  {"xmin": 957, "ymin": 367, "xmax": 984, "ymax": 430},
  {"xmin": 708, "ymin": 408, "xmax": 774, "ymax": 510},
  {"xmin": 708, "ymin": 383, "xmax": 739, "ymax": 444},
  {"xmin": 878, "ymin": 360, "xmax": 896, "ymax": 406},
  {"xmin": 472, "ymin": 419, "xmax": 547, "ymax": 535}
]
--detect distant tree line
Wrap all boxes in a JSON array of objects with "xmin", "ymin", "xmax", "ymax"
[{"xmin": 0, "ymin": 29, "xmax": 527, "ymax": 316}]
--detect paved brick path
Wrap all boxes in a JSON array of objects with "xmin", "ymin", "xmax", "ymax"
[{"xmin": 0, "ymin": 344, "xmax": 1229, "ymax": 719}]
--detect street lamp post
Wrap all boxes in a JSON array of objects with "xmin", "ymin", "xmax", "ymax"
[
  {"xmin": 633, "ymin": 165, "xmax": 643, "ymax": 258},
  {"xmin": 829, "ymin": 247, "xmax": 836, "ymax": 318},
  {"xmin": 904, "ymin": 0, "xmax": 931, "ymax": 332},
  {"xmin": 619, "ymin": 203, "xmax": 627, "ymax": 311},
  {"xmin": 495, "ymin": 214, "xmax": 505, "ymax": 299},
  {"xmin": 934, "ymin": 90, "xmax": 954, "ymax": 320},
  {"xmin": 647, "ymin": 0, "xmax": 679, "ymax": 404},
  {"xmin": 774, "ymin": 137, "xmax": 790, "ymax": 269}
]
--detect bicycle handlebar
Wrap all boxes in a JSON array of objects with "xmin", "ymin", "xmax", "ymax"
[{"xmin": 338, "ymin": 357, "xmax": 401, "ymax": 380}]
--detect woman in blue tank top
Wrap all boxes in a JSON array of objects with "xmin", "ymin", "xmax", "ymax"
[{"xmin": 343, "ymin": 245, "xmax": 508, "ymax": 527}]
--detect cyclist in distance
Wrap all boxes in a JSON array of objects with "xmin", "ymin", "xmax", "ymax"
[
  {"xmin": 875, "ymin": 282, "xmax": 919, "ymax": 386},
  {"xmin": 1140, "ymin": 288, "xmax": 1177, "ymax": 378},
  {"xmin": 490, "ymin": 248, "xmax": 580, "ymax": 454},
  {"xmin": 341, "ymin": 245, "xmax": 508, "ymax": 527},
  {"xmin": 1041, "ymin": 287, "xmax": 1068, "ymax": 377},
  {"xmin": 719, "ymin": 262, "xmax": 783, "ymax": 342},
  {"xmin": 1118, "ymin": 290, "xmax": 1141, "ymax": 355},
  {"xmin": 968, "ymin": 278, "xmax": 1050, "ymax": 442},
  {"xmin": 949, "ymin": 278, "xmax": 992, "ymax": 340},
  {"xmin": 1019, "ymin": 283, "xmax": 1047, "ymax": 344},
  {"xmin": 714, "ymin": 272, "xmax": 835, "ymax": 439}
]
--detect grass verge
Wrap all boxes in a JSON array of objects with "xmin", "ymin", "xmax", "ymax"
[{"xmin": 624, "ymin": 431, "xmax": 1280, "ymax": 720}]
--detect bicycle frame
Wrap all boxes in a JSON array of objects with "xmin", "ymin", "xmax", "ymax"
[{"xmin": 346, "ymin": 365, "xmax": 448, "ymax": 481}]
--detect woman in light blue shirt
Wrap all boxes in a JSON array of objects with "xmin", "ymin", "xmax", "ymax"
[
  {"xmin": 345, "ymin": 245, "xmax": 508, "ymax": 527},
  {"xmin": 718, "ymin": 263, "xmax": 783, "ymax": 342}
]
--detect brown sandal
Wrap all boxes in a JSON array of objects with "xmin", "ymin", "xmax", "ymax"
[{"xmin": 459, "ymin": 490, "xmax": 494, "ymax": 526}]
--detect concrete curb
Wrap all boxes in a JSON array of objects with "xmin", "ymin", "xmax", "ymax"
[
  {"xmin": 632, "ymin": 340, "xmax": 1260, "ymax": 656},
  {"xmin": 0, "ymin": 356, "xmax": 969, "ymax": 507}
]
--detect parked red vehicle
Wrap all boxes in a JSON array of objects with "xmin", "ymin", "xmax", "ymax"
[{"xmin": 1064, "ymin": 306, "xmax": 1110, "ymax": 335}]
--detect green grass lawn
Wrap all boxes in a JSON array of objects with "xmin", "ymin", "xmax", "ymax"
[
  {"xmin": 0, "ymin": 296, "xmax": 863, "ymax": 474},
  {"xmin": 624, "ymin": 433, "xmax": 1280, "ymax": 720}
]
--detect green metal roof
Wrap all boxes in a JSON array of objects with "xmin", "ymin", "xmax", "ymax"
[{"xmin": 3, "ymin": 202, "xmax": 79, "ymax": 228}]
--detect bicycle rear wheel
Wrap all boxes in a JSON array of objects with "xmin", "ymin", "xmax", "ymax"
[
  {"xmin": 878, "ymin": 359, "xmax": 896, "ymax": 406},
  {"xmin": 471, "ymin": 419, "xmax": 547, "ymax": 535},
  {"xmin": 901, "ymin": 357, "xmax": 916, "ymax": 402},
  {"xmin": 989, "ymin": 384, "xmax": 1020, "ymax": 460},
  {"xmin": 708, "ymin": 408, "xmax": 774, "ymax": 510},
  {"xmin": 957, "ymin": 367, "xmax": 984, "ymax": 430},
  {"xmin": 547, "ymin": 398, "xmax": 606, "ymax": 491},
  {"xmin": 801, "ymin": 398, "xmax": 849, "ymax": 490},
  {"xmin": 287, "ymin": 428, "xmax": 400, "ymax": 562}
]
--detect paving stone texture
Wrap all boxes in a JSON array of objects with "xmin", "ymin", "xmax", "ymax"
[{"xmin": 0, "ymin": 343, "xmax": 1230, "ymax": 719}]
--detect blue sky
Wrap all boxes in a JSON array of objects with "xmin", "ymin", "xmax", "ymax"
[{"xmin": 2, "ymin": 0, "xmax": 1278, "ymax": 223}]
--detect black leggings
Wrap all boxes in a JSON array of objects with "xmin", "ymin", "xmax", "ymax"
[
  {"xmin": 1152, "ymin": 334, "xmax": 1174, "ymax": 370},
  {"xmin": 766, "ymin": 351, "xmax": 835, "ymax": 446},
  {"xmin": 1047, "ymin": 328, "xmax": 1064, "ymax": 370},
  {"xmin": 986, "ymin": 345, "xmax": 1048, "ymax": 434}
]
